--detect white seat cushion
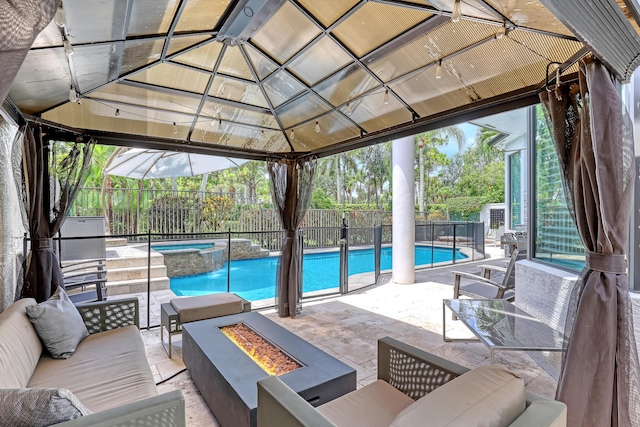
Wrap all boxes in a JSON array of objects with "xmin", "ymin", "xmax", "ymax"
[{"xmin": 390, "ymin": 365, "xmax": 526, "ymax": 427}]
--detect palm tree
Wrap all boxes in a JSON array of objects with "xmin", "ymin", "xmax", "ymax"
[{"xmin": 415, "ymin": 126, "xmax": 465, "ymax": 216}]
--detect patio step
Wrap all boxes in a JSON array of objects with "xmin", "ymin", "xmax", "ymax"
[
  {"xmin": 106, "ymin": 277, "xmax": 170, "ymax": 296},
  {"xmin": 106, "ymin": 264, "xmax": 168, "ymax": 282}
]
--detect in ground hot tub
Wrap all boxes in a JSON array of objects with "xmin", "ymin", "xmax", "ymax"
[{"xmin": 152, "ymin": 241, "xmax": 225, "ymax": 277}]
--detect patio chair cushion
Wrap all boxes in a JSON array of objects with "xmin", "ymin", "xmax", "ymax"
[
  {"xmin": 317, "ymin": 379, "xmax": 414, "ymax": 427},
  {"xmin": 390, "ymin": 365, "xmax": 526, "ymax": 427},
  {"xmin": 0, "ymin": 388, "xmax": 92, "ymax": 427},
  {"xmin": 27, "ymin": 325, "xmax": 157, "ymax": 413},
  {"xmin": 170, "ymin": 292, "xmax": 244, "ymax": 323},
  {"xmin": 25, "ymin": 287, "xmax": 89, "ymax": 359},
  {"xmin": 0, "ymin": 298, "xmax": 42, "ymax": 388}
]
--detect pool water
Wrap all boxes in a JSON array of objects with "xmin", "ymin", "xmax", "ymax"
[
  {"xmin": 152, "ymin": 243, "xmax": 215, "ymax": 251},
  {"xmin": 171, "ymin": 246, "xmax": 467, "ymax": 301}
]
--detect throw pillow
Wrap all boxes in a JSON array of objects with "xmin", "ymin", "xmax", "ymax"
[
  {"xmin": 26, "ymin": 287, "xmax": 89, "ymax": 359},
  {"xmin": 0, "ymin": 388, "xmax": 92, "ymax": 427}
]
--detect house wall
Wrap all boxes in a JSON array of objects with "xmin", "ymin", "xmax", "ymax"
[{"xmin": 0, "ymin": 113, "xmax": 25, "ymax": 311}]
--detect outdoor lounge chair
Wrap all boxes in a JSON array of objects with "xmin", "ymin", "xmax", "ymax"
[
  {"xmin": 452, "ymin": 248, "xmax": 523, "ymax": 302},
  {"xmin": 62, "ymin": 258, "xmax": 108, "ymax": 303}
]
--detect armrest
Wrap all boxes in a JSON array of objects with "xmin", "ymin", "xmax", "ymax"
[
  {"xmin": 377, "ymin": 337, "xmax": 470, "ymax": 400},
  {"xmin": 508, "ymin": 400, "xmax": 567, "ymax": 427},
  {"xmin": 451, "ymin": 271, "xmax": 505, "ymax": 289},
  {"xmin": 56, "ymin": 390, "xmax": 185, "ymax": 427},
  {"xmin": 75, "ymin": 297, "xmax": 139, "ymax": 334},
  {"xmin": 257, "ymin": 376, "xmax": 336, "ymax": 427}
]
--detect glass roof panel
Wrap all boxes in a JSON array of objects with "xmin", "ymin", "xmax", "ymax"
[
  {"xmin": 332, "ymin": 2, "xmax": 432, "ymax": 58},
  {"xmin": 175, "ymin": 0, "xmax": 231, "ymax": 32},
  {"xmin": 89, "ymin": 83, "xmax": 201, "ymax": 114},
  {"xmin": 171, "ymin": 40, "xmax": 223, "ymax": 71},
  {"xmin": 201, "ymin": 99, "xmax": 279, "ymax": 128},
  {"xmin": 72, "ymin": 44, "xmax": 120, "ymax": 93},
  {"xmin": 32, "ymin": 20, "xmax": 62, "ymax": 48},
  {"xmin": 251, "ymin": 2, "xmax": 321, "ymax": 64},
  {"xmin": 297, "ymin": 0, "xmax": 359, "ymax": 27},
  {"xmin": 243, "ymin": 44, "xmax": 278, "ymax": 80},
  {"xmin": 262, "ymin": 70, "xmax": 306, "ymax": 107},
  {"xmin": 365, "ymin": 20, "xmax": 496, "ymax": 83},
  {"xmin": 208, "ymin": 76, "xmax": 269, "ymax": 108},
  {"xmin": 121, "ymin": 39, "xmax": 165, "ymax": 75},
  {"xmin": 427, "ymin": 0, "xmax": 499, "ymax": 21},
  {"xmin": 287, "ymin": 36, "xmax": 353, "ymax": 85},
  {"xmin": 42, "ymin": 99, "xmax": 195, "ymax": 140},
  {"xmin": 276, "ymin": 92, "xmax": 332, "ymax": 128},
  {"xmin": 62, "ymin": 0, "xmax": 127, "ymax": 44},
  {"xmin": 127, "ymin": 0, "xmax": 179, "ymax": 36},
  {"xmin": 192, "ymin": 120, "xmax": 290, "ymax": 152},
  {"xmin": 483, "ymin": 0, "xmax": 574, "ymax": 36},
  {"xmin": 315, "ymin": 63, "xmax": 380, "ymax": 107},
  {"xmin": 127, "ymin": 62, "xmax": 210, "ymax": 94},
  {"xmin": 167, "ymin": 35, "xmax": 210, "ymax": 57},
  {"xmin": 290, "ymin": 111, "xmax": 360, "ymax": 151},
  {"xmin": 218, "ymin": 45, "xmax": 255, "ymax": 81},
  {"xmin": 346, "ymin": 89, "xmax": 412, "ymax": 133}
]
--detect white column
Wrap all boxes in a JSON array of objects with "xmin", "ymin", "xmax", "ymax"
[{"xmin": 392, "ymin": 135, "xmax": 415, "ymax": 284}]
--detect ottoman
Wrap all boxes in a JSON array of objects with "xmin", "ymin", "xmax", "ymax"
[{"xmin": 161, "ymin": 293, "xmax": 251, "ymax": 357}]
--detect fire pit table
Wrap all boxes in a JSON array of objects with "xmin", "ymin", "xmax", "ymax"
[{"xmin": 182, "ymin": 311, "xmax": 356, "ymax": 427}]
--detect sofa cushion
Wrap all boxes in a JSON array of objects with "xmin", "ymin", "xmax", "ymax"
[
  {"xmin": 0, "ymin": 298, "xmax": 42, "ymax": 388},
  {"xmin": 170, "ymin": 292, "xmax": 244, "ymax": 323},
  {"xmin": 390, "ymin": 365, "xmax": 526, "ymax": 427},
  {"xmin": 27, "ymin": 325, "xmax": 157, "ymax": 412},
  {"xmin": 26, "ymin": 287, "xmax": 89, "ymax": 359},
  {"xmin": 0, "ymin": 388, "xmax": 92, "ymax": 427},
  {"xmin": 317, "ymin": 379, "xmax": 414, "ymax": 427}
]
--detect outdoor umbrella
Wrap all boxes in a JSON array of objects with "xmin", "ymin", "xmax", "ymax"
[{"xmin": 104, "ymin": 148, "xmax": 248, "ymax": 179}]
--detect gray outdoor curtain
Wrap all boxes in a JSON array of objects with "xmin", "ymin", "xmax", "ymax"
[
  {"xmin": 0, "ymin": 0, "xmax": 59, "ymax": 103},
  {"xmin": 540, "ymin": 58, "xmax": 640, "ymax": 426},
  {"xmin": 19, "ymin": 125, "xmax": 94, "ymax": 302},
  {"xmin": 267, "ymin": 157, "xmax": 316, "ymax": 318}
]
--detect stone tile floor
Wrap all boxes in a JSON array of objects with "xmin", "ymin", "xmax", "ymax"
[{"xmin": 123, "ymin": 247, "xmax": 640, "ymax": 426}]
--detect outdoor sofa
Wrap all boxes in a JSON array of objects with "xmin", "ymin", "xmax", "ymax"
[
  {"xmin": 257, "ymin": 337, "xmax": 566, "ymax": 427},
  {"xmin": 0, "ymin": 296, "xmax": 185, "ymax": 426}
]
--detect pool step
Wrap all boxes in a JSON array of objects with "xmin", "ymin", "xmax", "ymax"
[
  {"xmin": 106, "ymin": 277, "xmax": 171, "ymax": 296},
  {"xmin": 229, "ymin": 238, "xmax": 270, "ymax": 259}
]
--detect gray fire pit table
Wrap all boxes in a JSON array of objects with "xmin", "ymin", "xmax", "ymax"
[{"xmin": 182, "ymin": 311, "xmax": 356, "ymax": 427}]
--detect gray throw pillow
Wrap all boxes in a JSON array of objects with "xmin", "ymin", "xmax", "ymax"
[
  {"xmin": 26, "ymin": 287, "xmax": 89, "ymax": 359},
  {"xmin": 0, "ymin": 388, "xmax": 93, "ymax": 427}
]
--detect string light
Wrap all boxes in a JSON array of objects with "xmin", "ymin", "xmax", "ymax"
[
  {"xmin": 172, "ymin": 122, "xmax": 178, "ymax": 134},
  {"xmin": 115, "ymin": 108, "xmax": 120, "ymax": 117},
  {"xmin": 496, "ymin": 23, "xmax": 506, "ymax": 40},
  {"xmin": 68, "ymin": 85, "xmax": 78, "ymax": 102},
  {"xmin": 315, "ymin": 121, "xmax": 320, "ymax": 133},
  {"xmin": 383, "ymin": 89, "xmax": 389, "ymax": 105},
  {"xmin": 451, "ymin": 0, "xmax": 461, "ymax": 23},
  {"xmin": 435, "ymin": 60, "xmax": 443, "ymax": 79},
  {"xmin": 290, "ymin": 129, "xmax": 295, "ymax": 139},
  {"xmin": 54, "ymin": 3, "xmax": 66, "ymax": 28},
  {"xmin": 218, "ymin": 117, "xmax": 222, "ymax": 129},
  {"xmin": 260, "ymin": 130, "xmax": 265, "ymax": 139},
  {"xmin": 63, "ymin": 37, "xmax": 74, "ymax": 55},
  {"xmin": 345, "ymin": 102, "xmax": 352, "ymax": 116}
]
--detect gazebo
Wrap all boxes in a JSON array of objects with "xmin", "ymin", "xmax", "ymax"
[{"xmin": 1, "ymin": 1, "xmax": 639, "ymax": 426}]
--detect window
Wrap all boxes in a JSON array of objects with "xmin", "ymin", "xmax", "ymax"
[{"xmin": 533, "ymin": 105, "xmax": 585, "ymax": 271}]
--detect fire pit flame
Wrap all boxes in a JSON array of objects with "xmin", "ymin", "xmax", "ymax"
[{"xmin": 220, "ymin": 323, "xmax": 301, "ymax": 376}]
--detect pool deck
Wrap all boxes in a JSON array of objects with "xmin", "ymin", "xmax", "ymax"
[{"xmin": 112, "ymin": 246, "xmax": 640, "ymax": 426}]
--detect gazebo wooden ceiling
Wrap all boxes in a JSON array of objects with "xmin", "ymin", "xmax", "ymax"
[{"xmin": 6, "ymin": 0, "xmax": 640, "ymax": 160}]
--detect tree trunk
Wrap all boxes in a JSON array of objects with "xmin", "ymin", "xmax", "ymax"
[
  {"xmin": 336, "ymin": 156, "xmax": 342, "ymax": 205},
  {"xmin": 419, "ymin": 146, "xmax": 425, "ymax": 215}
]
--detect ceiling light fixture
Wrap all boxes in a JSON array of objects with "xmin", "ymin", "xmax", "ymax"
[
  {"xmin": 290, "ymin": 129, "xmax": 295, "ymax": 139},
  {"xmin": 435, "ymin": 61, "xmax": 443, "ymax": 79},
  {"xmin": 451, "ymin": 0, "xmax": 462, "ymax": 23},
  {"xmin": 345, "ymin": 102, "xmax": 352, "ymax": 116},
  {"xmin": 172, "ymin": 122, "xmax": 178, "ymax": 134},
  {"xmin": 383, "ymin": 89, "xmax": 389, "ymax": 105},
  {"xmin": 315, "ymin": 121, "xmax": 320, "ymax": 133},
  {"xmin": 115, "ymin": 108, "xmax": 120, "ymax": 117},
  {"xmin": 54, "ymin": 3, "xmax": 66, "ymax": 28},
  {"xmin": 68, "ymin": 85, "xmax": 77, "ymax": 102}
]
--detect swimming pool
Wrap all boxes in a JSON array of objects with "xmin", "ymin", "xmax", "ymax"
[
  {"xmin": 152, "ymin": 243, "xmax": 215, "ymax": 252},
  {"xmin": 171, "ymin": 246, "xmax": 467, "ymax": 301}
]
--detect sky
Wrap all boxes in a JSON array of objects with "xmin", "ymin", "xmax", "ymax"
[{"xmin": 439, "ymin": 122, "xmax": 480, "ymax": 158}]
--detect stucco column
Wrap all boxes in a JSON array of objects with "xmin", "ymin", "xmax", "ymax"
[{"xmin": 392, "ymin": 135, "xmax": 415, "ymax": 284}]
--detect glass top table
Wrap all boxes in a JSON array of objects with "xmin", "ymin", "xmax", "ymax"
[{"xmin": 443, "ymin": 299, "xmax": 565, "ymax": 363}]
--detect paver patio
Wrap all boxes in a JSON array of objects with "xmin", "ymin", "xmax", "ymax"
[{"xmin": 120, "ymin": 248, "xmax": 640, "ymax": 426}]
